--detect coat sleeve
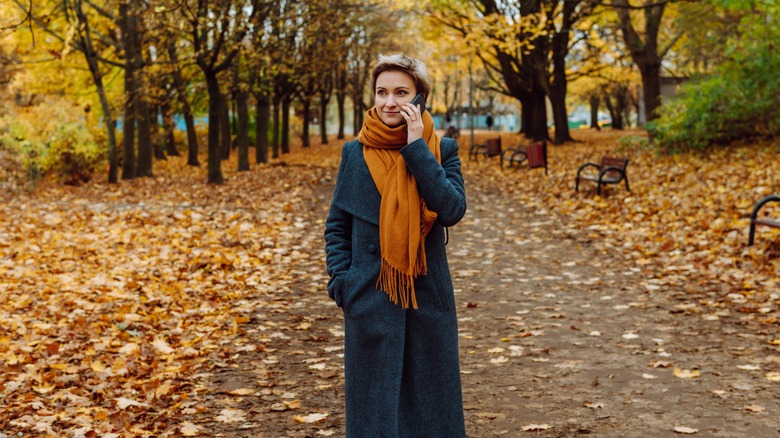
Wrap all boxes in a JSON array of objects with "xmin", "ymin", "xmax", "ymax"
[
  {"xmin": 401, "ymin": 138, "xmax": 466, "ymax": 227},
  {"xmin": 324, "ymin": 144, "xmax": 354, "ymax": 306}
]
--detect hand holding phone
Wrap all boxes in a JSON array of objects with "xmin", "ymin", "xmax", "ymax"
[{"xmin": 411, "ymin": 93, "xmax": 426, "ymax": 114}]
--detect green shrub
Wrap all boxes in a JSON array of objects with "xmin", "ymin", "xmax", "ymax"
[
  {"xmin": 0, "ymin": 100, "xmax": 105, "ymax": 186},
  {"xmin": 650, "ymin": 6, "xmax": 780, "ymax": 151}
]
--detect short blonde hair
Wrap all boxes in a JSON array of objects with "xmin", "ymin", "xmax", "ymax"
[{"xmin": 370, "ymin": 54, "xmax": 431, "ymax": 99}]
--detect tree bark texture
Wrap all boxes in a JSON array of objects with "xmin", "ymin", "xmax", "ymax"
[
  {"xmin": 236, "ymin": 89, "xmax": 249, "ymax": 171},
  {"xmin": 301, "ymin": 98, "xmax": 311, "ymax": 148},
  {"xmin": 205, "ymin": 73, "xmax": 224, "ymax": 184},
  {"xmin": 281, "ymin": 97, "xmax": 291, "ymax": 154},
  {"xmin": 166, "ymin": 42, "xmax": 198, "ymax": 166},
  {"xmin": 254, "ymin": 92, "xmax": 270, "ymax": 164}
]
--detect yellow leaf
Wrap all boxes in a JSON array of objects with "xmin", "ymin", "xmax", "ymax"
[
  {"xmin": 216, "ymin": 408, "xmax": 246, "ymax": 423},
  {"xmin": 90, "ymin": 361, "xmax": 107, "ymax": 373},
  {"xmin": 153, "ymin": 338, "xmax": 175, "ymax": 355},
  {"xmin": 522, "ymin": 424, "xmax": 552, "ymax": 431},
  {"xmin": 50, "ymin": 363, "xmax": 79, "ymax": 373},
  {"xmin": 674, "ymin": 368, "xmax": 700, "ymax": 378},
  {"xmin": 294, "ymin": 413, "xmax": 328, "ymax": 423},
  {"xmin": 765, "ymin": 372, "xmax": 780, "ymax": 382},
  {"xmin": 490, "ymin": 356, "xmax": 508, "ymax": 364},
  {"xmin": 33, "ymin": 383, "xmax": 56, "ymax": 394},
  {"xmin": 116, "ymin": 397, "xmax": 149, "ymax": 409},
  {"xmin": 228, "ymin": 388, "xmax": 255, "ymax": 396},
  {"xmin": 156, "ymin": 382, "xmax": 173, "ymax": 397},
  {"xmin": 284, "ymin": 400, "xmax": 302, "ymax": 409},
  {"xmin": 180, "ymin": 422, "xmax": 201, "ymax": 436}
]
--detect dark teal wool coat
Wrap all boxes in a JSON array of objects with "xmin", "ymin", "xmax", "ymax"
[{"xmin": 324, "ymin": 137, "xmax": 467, "ymax": 437}]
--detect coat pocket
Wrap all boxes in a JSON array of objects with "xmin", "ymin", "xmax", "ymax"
[{"xmin": 426, "ymin": 261, "xmax": 452, "ymax": 312}]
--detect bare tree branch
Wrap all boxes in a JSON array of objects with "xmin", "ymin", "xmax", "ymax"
[{"xmin": 5, "ymin": 0, "xmax": 36, "ymax": 46}]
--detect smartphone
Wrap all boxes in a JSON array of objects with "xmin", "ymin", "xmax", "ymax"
[{"xmin": 407, "ymin": 93, "xmax": 426, "ymax": 123}]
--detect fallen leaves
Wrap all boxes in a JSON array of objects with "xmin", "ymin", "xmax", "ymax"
[
  {"xmin": 0, "ymin": 146, "xmax": 341, "ymax": 435},
  {"xmin": 674, "ymin": 368, "xmax": 701, "ymax": 379},
  {"xmin": 216, "ymin": 408, "xmax": 247, "ymax": 423},
  {"xmin": 522, "ymin": 424, "xmax": 552, "ymax": 431},
  {"xmin": 765, "ymin": 372, "xmax": 780, "ymax": 382},
  {"xmin": 115, "ymin": 398, "xmax": 150, "ymax": 410},
  {"xmin": 294, "ymin": 413, "xmax": 329, "ymax": 423}
]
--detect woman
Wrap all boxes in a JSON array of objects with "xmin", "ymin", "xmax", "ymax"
[{"xmin": 324, "ymin": 54, "xmax": 467, "ymax": 437}]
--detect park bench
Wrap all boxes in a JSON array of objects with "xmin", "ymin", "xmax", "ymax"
[
  {"xmin": 575, "ymin": 156, "xmax": 630, "ymax": 195},
  {"xmin": 469, "ymin": 138, "xmax": 501, "ymax": 161},
  {"xmin": 748, "ymin": 195, "xmax": 780, "ymax": 246},
  {"xmin": 501, "ymin": 141, "xmax": 548, "ymax": 175}
]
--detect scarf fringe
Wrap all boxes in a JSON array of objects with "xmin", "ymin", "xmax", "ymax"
[
  {"xmin": 377, "ymin": 241, "xmax": 429, "ymax": 310},
  {"xmin": 377, "ymin": 259, "xmax": 418, "ymax": 309}
]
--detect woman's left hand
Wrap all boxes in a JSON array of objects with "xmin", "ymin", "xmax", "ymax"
[{"xmin": 402, "ymin": 102, "xmax": 424, "ymax": 144}]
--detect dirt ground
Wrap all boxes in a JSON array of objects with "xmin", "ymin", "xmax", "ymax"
[{"xmin": 194, "ymin": 145, "xmax": 780, "ymax": 438}]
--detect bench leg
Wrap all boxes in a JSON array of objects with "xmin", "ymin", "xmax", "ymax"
[
  {"xmin": 575, "ymin": 178, "xmax": 580, "ymax": 192},
  {"xmin": 625, "ymin": 178, "xmax": 630, "ymax": 192},
  {"xmin": 596, "ymin": 183, "xmax": 602, "ymax": 196},
  {"xmin": 748, "ymin": 220, "xmax": 757, "ymax": 246}
]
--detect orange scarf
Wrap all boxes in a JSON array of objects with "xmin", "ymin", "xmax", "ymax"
[{"xmin": 358, "ymin": 107, "xmax": 441, "ymax": 309}]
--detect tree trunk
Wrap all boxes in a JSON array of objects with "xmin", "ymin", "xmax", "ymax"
[
  {"xmin": 119, "ymin": 2, "xmax": 136, "ymax": 180},
  {"xmin": 205, "ymin": 72, "xmax": 224, "ymax": 184},
  {"xmin": 549, "ymin": 81, "xmax": 569, "ymax": 143},
  {"xmin": 254, "ymin": 92, "xmax": 270, "ymax": 164},
  {"xmin": 161, "ymin": 97, "xmax": 178, "ymax": 156},
  {"xmin": 219, "ymin": 90, "xmax": 231, "ymax": 160},
  {"xmin": 520, "ymin": 89, "xmax": 548, "ymax": 141},
  {"xmin": 336, "ymin": 91, "xmax": 346, "ymax": 140},
  {"xmin": 78, "ymin": 29, "xmax": 118, "ymax": 183},
  {"xmin": 642, "ymin": 62, "xmax": 662, "ymax": 122},
  {"xmin": 151, "ymin": 105, "xmax": 166, "ymax": 160},
  {"xmin": 166, "ymin": 42, "xmax": 199, "ymax": 166},
  {"xmin": 281, "ymin": 97, "xmax": 291, "ymax": 154},
  {"xmin": 272, "ymin": 98, "xmax": 280, "ymax": 159},
  {"xmin": 236, "ymin": 89, "xmax": 249, "ymax": 171},
  {"xmin": 589, "ymin": 94, "xmax": 601, "ymax": 130},
  {"xmin": 135, "ymin": 85, "xmax": 153, "ymax": 177},
  {"xmin": 231, "ymin": 96, "xmax": 238, "ymax": 149},
  {"xmin": 603, "ymin": 89, "xmax": 624, "ymax": 130},
  {"xmin": 129, "ymin": 2, "xmax": 152, "ymax": 178},
  {"xmin": 549, "ymin": 19, "xmax": 573, "ymax": 144},
  {"xmin": 614, "ymin": 0, "xmax": 666, "ymax": 123},
  {"xmin": 301, "ymin": 98, "xmax": 311, "ymax": 148},
  {"xmin": 319, "ymin": 94, "xmax": 329, "ymax": 145}
]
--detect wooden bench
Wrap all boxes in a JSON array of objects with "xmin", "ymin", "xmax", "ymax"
[
  {"xmin": 469, "ymin": 138, "xmax": 501, "ymax": 161},
  {"xmin": 501, "ymin": 141, "xmax": 548, "ymax": 175},
  {"xmin": 748, "ymin": 195, "xmax": 780, "ymax": 246},
  {"xmin": 575, "ymin": 156, "xmax": 630, "ymax": 195}
]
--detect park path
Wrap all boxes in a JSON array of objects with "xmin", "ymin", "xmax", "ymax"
[
  {"xmin": 450, "ymin": 162, "xmax": 780, "ymax": 437},
  {"xmin": 199, "ymin": 149, "xmax": 780, "ymax": 438}
]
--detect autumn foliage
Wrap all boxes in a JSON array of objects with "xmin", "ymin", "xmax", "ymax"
[{"xmin": 1, "ymin": 129, "xmax": 779, "ymax": 435}]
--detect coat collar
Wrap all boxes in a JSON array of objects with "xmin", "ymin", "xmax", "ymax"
[{"xmin": 332, "ymin": 141, "xmax": 381, "ymax": 225}]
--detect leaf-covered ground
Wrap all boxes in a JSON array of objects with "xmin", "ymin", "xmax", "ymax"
[{"xmin": 0, "ymin": 129, "xmax": 778, "ymax": 437}]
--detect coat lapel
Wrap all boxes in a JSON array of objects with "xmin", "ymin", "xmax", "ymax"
[{"xmin": 332, "ymin": 141, "xmax": 381, "ymax": 225}]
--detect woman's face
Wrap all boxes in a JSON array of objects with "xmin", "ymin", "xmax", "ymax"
[{"xmin": 375, "ymin": 70, "xmax": 417, "ymax": 127}]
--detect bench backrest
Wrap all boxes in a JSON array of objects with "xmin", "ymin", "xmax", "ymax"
[
  {"xmin": 601, "ymin": 156, "xmax": 628, "ymax": 179},
  {"xmin": 527, "ymin": 141, "xmax": 547, "ymax": 169},
  {"xmin": 486, "ymin": 138, "xmax": 501, "ymax": 157}
]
